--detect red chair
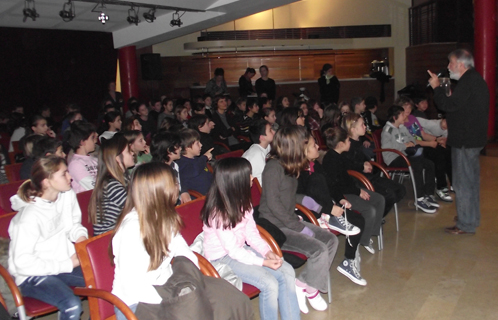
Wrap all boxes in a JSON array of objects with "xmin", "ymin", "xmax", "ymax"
[
  {"xmin": 372, "ymin": 129, "xmax": 418, "ymax": 207},
  {"xmin": 4, "ymin": 163, "xmax": 23, "ymax": 183},
  {"xmin": 76, "ymin": 190, "xmax": 94, "ymax": 237},
  {"xmin": 215, "ymin": 149, "xmax": 244, "ymax": 160},
  {"xmin": 251, "ymin": 179, "xmax": 332, "ymax": 303},
  {"xmin": 0, "ymin": 212, "xmax": 16, "ymax": 238},
  {"xmin": 175, "ymin": 197, "xmax": 283, "ymax": 299},
  {"xmin": 213, "ymin": 141, "xmax": 230, "ymax": 152},
  {"xmin": 311, "ymin": 130, "xmax": 327, "ymax": 150},
  {"xmin": 0, "ymin": 263, "xmax": 137, "ymax": 320},
  {"xmin": 0, "ymin": 180, "xmax": 26, "ymax": 213}
]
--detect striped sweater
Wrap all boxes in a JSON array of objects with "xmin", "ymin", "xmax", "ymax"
[{"xmin": 93, "ymin": 179, "xmax": 127, "ymax": 236}]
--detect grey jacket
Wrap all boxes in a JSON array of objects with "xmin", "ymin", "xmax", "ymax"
[
  {"xmin": 258, "ymin": 159, "xmax": 305, "ymax": 233},
  {"xmin": 381, "ymin": 122, "xmax": 415, "ymax": 165}
]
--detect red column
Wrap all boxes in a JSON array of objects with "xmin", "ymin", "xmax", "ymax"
[
  {"xmin": 118, "ymin": 46, "xmax": 139, "ymax": 114},
  {"xmin": 474, "ymin": 0, "xmax": 496, "ymax": 140}
]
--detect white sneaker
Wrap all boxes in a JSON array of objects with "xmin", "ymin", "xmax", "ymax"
[
  {"xmin": 363, "ymin": 239, "xmax": 375, "ymax": 254},
  {"xmin": 295, "ymin": 284, "xmax": 309, "ymax": 314},
  {"xmin": 436, "ymin": 188, "xmax": 453, "ymax": 202},
  {"xmin": 306, "ymin": 291, "xmax": 328, "ymax": 311}
]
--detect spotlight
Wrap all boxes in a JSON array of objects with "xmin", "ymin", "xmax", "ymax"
[
  {"xmin": 92, "ymin": 1, "xmax": 108, "ymax": 25},
  {"xmin": 127, "ymin": 6, "xmax": 140, "ymax": 25},
  {"xmin": 23, "ymin": 0, "xmax": 39, "ymax": 22},
  {"xmin": 143, "ymin": 8, "xmax": 156, "ymax": 23},
  {"xmin": 59, "ymin": 0, "xmax": 75, "ymax": 22},
  {"xmin": 98, "ymin": 12, "xmax": 108, "ymax": 24},
  {"xmin": 170, "ymin": 10, "xmax": 184, "ymax": 27}
]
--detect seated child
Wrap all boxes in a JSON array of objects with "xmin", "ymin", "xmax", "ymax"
[
  {"xmin": 202, "ymin": 158, "xmax": 299, "ymax": 320},
  {"xmin": 65, "ymin": 121, "xmax": 98, "ymax": 193},
  {"xmin": 381, "ymin": 106, "xmax": 439, "ymax": 213},
  {"xmin": 342, "ymin": 113, "xmax": 406, "ymax": 216},
  {"xmin": 242, "ymin": 120, "xmax": 274, "ymax": 185},
  {"xmin": 111, "ymin": 162, "xmax": 253, "ymax": 320},
  {"xmin": 322, "ymin": 127, "xmax": 385, "ymax": 254},
  {"xmin": 176, "ymin": 129, "xmax": 213, "ymax": 195}
]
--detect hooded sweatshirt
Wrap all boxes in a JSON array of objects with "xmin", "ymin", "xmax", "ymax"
[{"xmin": 8, "ymin": 189, "xmax": 88, "ymax": 285}]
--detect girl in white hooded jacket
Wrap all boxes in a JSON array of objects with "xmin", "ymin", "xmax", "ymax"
[{"xmin": 9, "ymin": 156, "xmax": 88, "ymax": 320}]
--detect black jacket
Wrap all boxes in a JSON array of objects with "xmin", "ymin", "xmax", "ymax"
[
  {"xmin": 210, "ymin": 111, "xmax": 238, "ymax": 143},
  {"xmin": 322, "ymin": 149, "xmax": 361, "ymax": 199},
  {"xmin": 255, "ymin": 78, "xmax": 276, "ymax": 100},
  {"xmin": 318, "ymin": 75, "xmax": 340, "ymax": 104},
  {"xmin": 433, "ymin": 68, "xmax": 489, "ymax": 148}
]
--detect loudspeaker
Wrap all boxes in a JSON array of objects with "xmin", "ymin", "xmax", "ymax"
[{"xmin": 140, "ymin": 53, "xmax": 162, "ymax": 80}]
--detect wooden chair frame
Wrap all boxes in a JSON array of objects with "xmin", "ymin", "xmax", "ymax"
[{"xmin": 0, "ymin": 264, "xmax": 137, "ymax": 320}]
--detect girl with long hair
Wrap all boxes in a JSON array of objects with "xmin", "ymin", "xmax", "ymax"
[
  {"xmin": 322, "ymin": 127, "xmax": 385, "ymax": 254},
  {"xmin": 123, "ymin": 130, "xmax": 152, "ymax": 165},
  {"xmin": 258, "ymin": 125, "xmax": 338, "ymax": 313},
  {"xmin": 202, "ymin": 158, "xmax": 300, "ymax": 320},
  {"xmin": 111, "ymin": 162, "xmax": 252, "ymax": 320},
  {"xmin": 9, "ymin": 156, "xmax": 88, "ymax": 320},
  {"xmin": 89, "ymin": 134, "xmax": 136, "ymax": 235}
]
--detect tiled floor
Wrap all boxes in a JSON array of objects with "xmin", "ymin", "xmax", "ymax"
[{"xmin": 33, "ymin": 156, "xmax": 498, "ymax": 319}]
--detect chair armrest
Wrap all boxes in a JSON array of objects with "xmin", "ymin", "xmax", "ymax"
[
  {"xmin": 73, "ymin": 287, "xmax": 139, "ymax": 320},
  {"xmin": 194, "ymin": 252, "xmax": 221, "ymax": 278},
  {"xmin": 237, "ymin": 135, "xmax": 251, "ymax": 143},
  {"xmin": 295, "ymin": 204, "xmax": 320, "ymax": 226},
  {"xmin": 188, "ymin": 190, "xmax": 204, "ymax": 199},
  {"xmin": 207, "ymin": 163, "xmax": 214, "ymax": 173},
  {"xmin": 365, "ymin": 134, "xmax": 374, "ymax": 142},
  {"xmin": 0, "ymin": 264, "xmax": 24, "ymax": 308},
  {"xmin": 372, "ymin": 148, "xmax": 412, "ymax": 167},
  {"xmin": 347, "ymin": 170, "xmax": 375, "ymax": 192},
  {"xmin": 368, "ymin": 161, "xmax": 391, "ymax": 179},
  {"xmin": 213, "ymin": 141, "xmax": 231, "ymax": 152},
  {"xmin": 256, "ymin": 225, "xmax": 283, "ymax": 258}
]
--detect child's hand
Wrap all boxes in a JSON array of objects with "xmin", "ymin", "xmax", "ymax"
[
  {"xmin": 436, "ymin": 137, "xmax": 447, "ymax": 148},
  {"xmin": 47, "ymin": 129, "xmax": 56, "ymax": 138},
  {"xmin": 264, "ymin": 252, "xmax": 283, "ymax": 270},
  {"xmin": 144, "ymin": 145, "xmax": 150, "ymax": 154},
  {"xmin": 331, "ymin": 205, "xmax": 344, "ymax": 217},
  {"xmin": 204, "ymin": 148, "xmax": 214, "ymax": 160},
  {"xmin": 405, "ymin": 142, "xmax": 415, "ymax": 147},
  {"xmin": 339, "ymin": 199, "xmax": 352, "ymax": 209},
  {"xmin": 363, "ymin": 161, "xmax": 373, "ymax": 173},
  {"xmin": 180, "ymin": 192, "xmax": 191, "ymax": 204},
  {"xmin": 363, "ymin": 140, "xmax": 371, "ymax": 148},
  {"xmin": 428, "ymin": 140, "xmax": 437, "ymax": 148},
  {"xmin": 359, "ymin": 189, "xmax": 370, "ymax": 200}
]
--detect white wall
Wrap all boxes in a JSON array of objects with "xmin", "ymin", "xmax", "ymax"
[{"xmin": 153, "ymin": 0, "xmax": 411, "ymax": 92}]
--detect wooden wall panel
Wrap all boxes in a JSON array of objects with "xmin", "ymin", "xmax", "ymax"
[{"xmin": 138, "ymin": 48, "xmax": 389, "ymax": 101}]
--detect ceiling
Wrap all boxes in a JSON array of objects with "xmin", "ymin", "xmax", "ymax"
[{"xmin": 0, "ymin": 0, "xmax": 300, "ymax": 48}]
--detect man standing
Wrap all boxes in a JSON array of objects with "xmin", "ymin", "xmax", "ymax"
[{"xmin": 428, "ymin": 49, "xmax": 489, "ymax": 235}]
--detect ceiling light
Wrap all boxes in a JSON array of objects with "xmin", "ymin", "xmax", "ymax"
[
  {"xmin": 170, "ymin": 10, "xmax": 184, "ymax": 27},
  {"xmin": 98, "ymin": 12, "xmax": 108, "ymax": 24},
  {"xmin": 127, "ymin": 6, "xmax": 140, "ymax": 25},
  {"xmin": 23, "ymin": 0, "xmax": 40, "ymax": 22},
  {"xmin": 143, "ymin": 8, "xmax": 156, "ymax": 23},
  {"xmin": 59, "ymin": 0, "xmax": 75, "ymax": 22}
]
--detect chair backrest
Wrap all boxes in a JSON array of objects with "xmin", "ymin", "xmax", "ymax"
[
  {"xmin": 175, "ymin": 197, "xmax": 206, "ymax": 246},
  {"xmin": 0, "ymin": 180, "xmax": 26, "ymax": 213},
  {"xmin": 75, "ymin": 232, "xmax": 115, "ymax": 320},
  {"xmin": 76, "ymin": 190, "xmax": 94, "ymax": 237},
  {"xmin": 5, "ymin": 163, "xmax": 22, "ymax": 183},
  {"xmin": 0, "ymin": 212, "xmax": 17, "ymax": 238},
  {"xmin": 215, "ymin": 149, "xmax": 244, "ymax": 160},
  {"xmin": 311, "ymin": 130, "xmax": 327, "ymax": 149},
  {"xmin": 251, "ymin": 178, "xmax": 262, "ymax": 207},
  {"xmin": 7, "ymin": 152, "xmax": 16, "ymax": 165},
  {"xmin": 11, "ymin": 141, "xmax": 20, "ymax": 155}
]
